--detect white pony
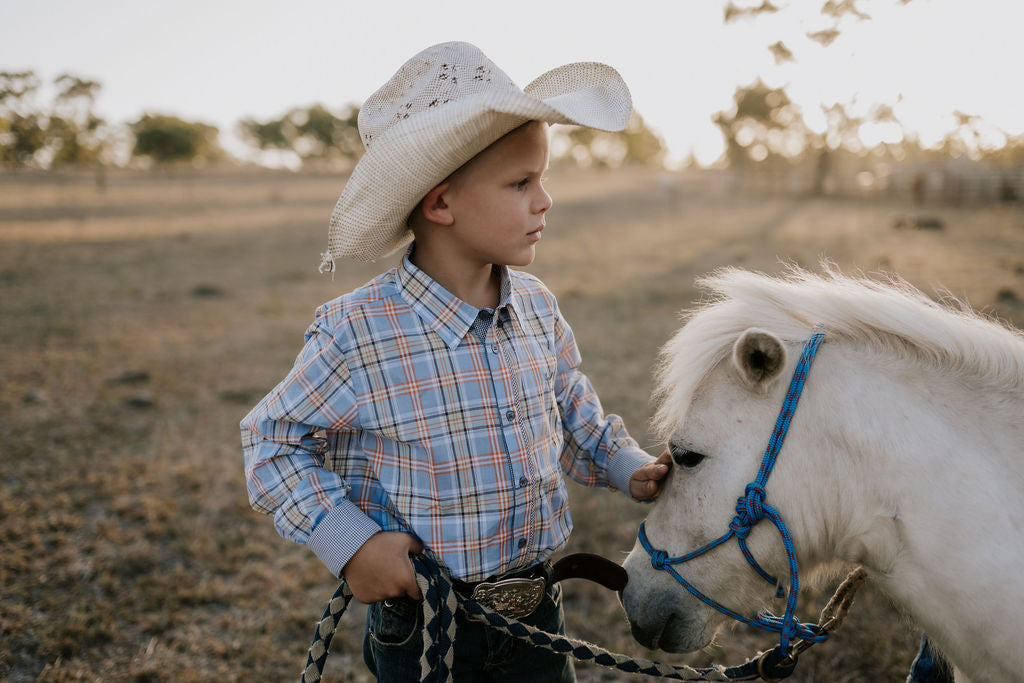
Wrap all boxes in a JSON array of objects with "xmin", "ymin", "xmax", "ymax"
[{"xmin": 621, "ymin": 266, "xmax": 1024, "ymax": 683}]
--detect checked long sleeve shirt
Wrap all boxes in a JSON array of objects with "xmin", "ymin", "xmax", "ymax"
[{"xmin": 241, "ymin": 250, "xmax": 653, "ymax": 581}]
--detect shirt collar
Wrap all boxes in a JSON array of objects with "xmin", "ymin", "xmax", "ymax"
[{"xmin": 396, "ymin": 245, "xmax": 523, "ymax": 349}]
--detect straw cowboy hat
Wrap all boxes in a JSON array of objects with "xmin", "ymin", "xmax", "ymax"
[{"xmin": 320, "ymin": 41, "xmax": 633, "ymax": 268}]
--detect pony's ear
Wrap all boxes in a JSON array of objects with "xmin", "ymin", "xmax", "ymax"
[{"xmin": 731, "ymin": 328, "xmax": 787, "ymax": 389}]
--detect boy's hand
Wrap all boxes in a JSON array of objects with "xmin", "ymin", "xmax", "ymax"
[
  {"xmin": 629, "ymin": 450, "xmax": 671, "ymax": 501},
  {"xmin": 342, "ymin": 532, "xmax": 424, "ymax": 604}
]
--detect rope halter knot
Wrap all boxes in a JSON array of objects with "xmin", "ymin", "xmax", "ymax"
[
  {"xmin": 729, "ymin": 483, "xmax": 767, "ymax": 539},
  {"xmin": 649, "ymin": 549, "xmax": 669, "ymax": 570}
]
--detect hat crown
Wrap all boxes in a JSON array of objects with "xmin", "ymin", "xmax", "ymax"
[{"xmin": 358, "ymin": 42, "xmax": 517, "ymax": 150}]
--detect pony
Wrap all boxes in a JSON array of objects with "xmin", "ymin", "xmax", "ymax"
[{"xmin": 620, "ymin": 266, "xmax": 1024, "ymax": 683}]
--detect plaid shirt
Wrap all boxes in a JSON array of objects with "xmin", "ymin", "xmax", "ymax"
[{"xmin": 241, "ymin": 251, "xmax": 652, "ymax": 581}]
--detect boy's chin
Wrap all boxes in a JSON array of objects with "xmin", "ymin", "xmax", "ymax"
[{"xmin": 501, "ymin": 247, "xmax": 536, "ymax": 268}]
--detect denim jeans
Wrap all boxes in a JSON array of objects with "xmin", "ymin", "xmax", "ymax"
[
  {"xmin": 907, "ymin": 635, "xmax": 954, "ymax": 683},
  {"xmin": 362, "ymin": 583, "xmax": 575, "ymax": 682}
]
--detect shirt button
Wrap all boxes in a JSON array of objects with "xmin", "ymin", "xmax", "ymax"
[
  {"xmin": 518, "ymin": 538, "xmax": 527, "ymax": 549},
  {"xmin": 490, "ymin": 343, "xmax": 499, "ymax": 354},
  {"xmin": 505, "ymin": 409, "xmax": 515, "ymax": 421},
  {"xmin": 519, "ymin": 476, "xmax": 528, "ymax": 488}
]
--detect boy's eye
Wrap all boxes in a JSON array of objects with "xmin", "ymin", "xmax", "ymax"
[{"xmin": 513, "ymin": 178, "xmax": 529, "ymax": 190}]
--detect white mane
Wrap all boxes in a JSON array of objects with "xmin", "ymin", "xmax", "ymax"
[{"xmin": 652, "ymin": 264, "xmax": 1024, "ymax": 439}]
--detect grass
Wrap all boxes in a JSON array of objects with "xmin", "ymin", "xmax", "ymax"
[{"xmin": 1, "ymin": 165, "xmax": 1022, "ymax": 681}]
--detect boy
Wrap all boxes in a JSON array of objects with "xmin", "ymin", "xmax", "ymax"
[{"xmin": 242, "ymin": 42, "xmax": 670, "ymax": 681}]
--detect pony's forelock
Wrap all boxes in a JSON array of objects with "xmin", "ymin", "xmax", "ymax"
[{"xmin": 651, "ymin": 264, "xmax": 1024, "ymax": 440}]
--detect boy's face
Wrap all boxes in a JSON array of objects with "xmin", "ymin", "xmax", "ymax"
[{"xmin": 442, "ymin": 121, "xmax": 552, "ymax": 268}]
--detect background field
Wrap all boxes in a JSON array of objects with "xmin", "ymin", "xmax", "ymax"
[{"xmin": 2, "ymin": 166, "xmax": 1023, "ymax": 681}]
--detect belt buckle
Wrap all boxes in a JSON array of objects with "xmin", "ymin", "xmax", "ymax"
[{"xmin": 471, "ymin": 576, "xmax": 546, "ymax": 619}]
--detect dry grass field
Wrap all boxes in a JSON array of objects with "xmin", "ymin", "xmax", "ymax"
[{"xmin": 2, "ymin": 165, "xmax": 1022, "ymax": 682}]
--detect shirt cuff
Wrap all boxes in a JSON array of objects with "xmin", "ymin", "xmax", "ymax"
[
  {"xmin": 605, "ymin": 446, "xmax": 657, "ymax": 499},
  {"xmin": 307, "ymin": 499, "xmax": 382, "ymax": 577}
]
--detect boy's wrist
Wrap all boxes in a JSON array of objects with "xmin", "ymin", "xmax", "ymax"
[
  {"xmin": 607, "ymin": 446, "xmax": 657, "ymax": 497},
  {"xmin": 307, "ymin": 499, "xmax": 383, "ymax": 577}
]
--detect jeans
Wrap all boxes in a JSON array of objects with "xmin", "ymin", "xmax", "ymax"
[
  {"xmin": 907, "ymin": 635, "xmax": 954, "ymax": 683},
  {"xmin": 363, "ymin": 583, "xmax": 575, "ymax": 682}
]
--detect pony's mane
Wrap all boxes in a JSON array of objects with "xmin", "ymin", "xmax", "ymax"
[{"xmin": 652, "ymin": 264, "xmax": 1024, "ymax": 439}]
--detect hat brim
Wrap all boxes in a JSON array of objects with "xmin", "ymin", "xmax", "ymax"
[{"xmin": 326, "ymin": 62, "xmax": 632, "ymax": 262}]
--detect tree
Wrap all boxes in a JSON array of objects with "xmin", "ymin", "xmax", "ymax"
[
  {"xmin": 0, "ymin": 70, "xmax": 41, "ymax": 111},
  {"xmin": 0, "ymin": 71, "xmax": 46, "ymax": 165},
  {"xmin": 48, "ymin": 73, "xmax": 106, "ymax": 165},
  {"xmin": 712, "ymin": 80, "xmax": 807, "ymax": 169},
  {"xmin": 725, "ymin": 0, "xmax": 913, "ymax": 62},
  {"xmin": 130, "ymin": 114, "xmax": 224, "ymax": 164},
  {"xmin": 552, "ymin": 112, "xmax": 666, "ymax": 168},
  {"xmin": 0, "ymin": 70, "xmax": 112, "ymax": 167},
  {"xmin": 238, "ymin": 103, "xmax": 362, "ymax": 165}
]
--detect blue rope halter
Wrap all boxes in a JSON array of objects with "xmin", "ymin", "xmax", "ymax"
[{"xmin": 638, "ymin": 328, "xmax": 826, "ymax": 658}]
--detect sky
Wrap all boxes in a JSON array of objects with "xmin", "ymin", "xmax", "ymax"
[{"xmin": 3, "ymin": 0, "xmax": 1023, "ymax": 166}]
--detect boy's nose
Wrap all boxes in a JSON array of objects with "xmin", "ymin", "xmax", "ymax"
[{"xmin": 535, "ymin": 187, "xmax": 553, "ymax": 214}]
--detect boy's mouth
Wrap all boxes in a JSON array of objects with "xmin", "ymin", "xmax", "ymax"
[{"xmin": 527, "ymin": 225, "xmax": 544, "ymax": 241}]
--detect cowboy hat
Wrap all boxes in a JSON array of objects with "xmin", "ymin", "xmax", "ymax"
[{"xmin": 321, "ymin": 41, "xmax": 632, "ymax": 268}]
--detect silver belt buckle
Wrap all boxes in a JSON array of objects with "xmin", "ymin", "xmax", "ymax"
[{"xmin": 471, "ymin": 576, "xmax": 546, "ymax": 618}]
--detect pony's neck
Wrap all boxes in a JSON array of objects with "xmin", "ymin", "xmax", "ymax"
[{"xmin": 797, "ymin": 347, "xmax": 1024, "ymax": 680}]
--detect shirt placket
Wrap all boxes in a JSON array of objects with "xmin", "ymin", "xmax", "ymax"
[{"xmin": 483, "ymin": 311, "xmax": 536, "ymax": 565}]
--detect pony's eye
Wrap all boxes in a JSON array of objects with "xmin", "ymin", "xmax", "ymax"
[{"xmin": 669, "ymin": 443, "xmax": 706, "ymax": 468}]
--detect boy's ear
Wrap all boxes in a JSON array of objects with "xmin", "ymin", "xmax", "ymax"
[{"xmin": 419, "ymin": 182, "xmax": 454, "ymax": 226}]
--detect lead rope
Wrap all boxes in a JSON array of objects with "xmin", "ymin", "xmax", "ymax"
[{"xmin": 301, "ymin": 555, "xmax": 867, "ymax": 683}]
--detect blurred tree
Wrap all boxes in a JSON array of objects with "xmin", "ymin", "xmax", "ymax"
[
  {"xmin": 238, "ymin": 103, "xmax": 362, "ymax": 164},
  {"xmin": 986, "ymin": 134, "xmax": 1024, "ymax": 166},
  {"xmin": 713, "ymin": 80, "xmax": 807, "ymax": 169},
  {"xmin": 0, "ymin": 70, "xmax": 46, "ymax": 165},
  {"xmin": 723, "ymin": 1, "xmax": 780, "ymax": 22},
  {"xmin": 48, "ymin": 73, "xmax": 107, "ymax": 165},
  {"xmin": 0, "ymin": 70, "xmax": 112, "ymax": 168},
  {"xmin": 806, "ymin": 28, "xmax": 841, "ymax": 47},
  {"xmin": 0, "ymin": 70, "xmax": 41, "ymax": 111},
  {"xmin": 0, "ymin": 112, "xmax": 47, "ymax": 165},
  {"xmin": 768, "ymin": 41, "xmax": 795, "ymax": 65},
  {"xmin": 821, "ymin": 0, "xmax": 872, "ymax": 20},
  {"xmin": 808, "ymin": 101, "xmax": 864, "ymax": 194},
  {"xmin": 553, "ymin": 112, "xmax": 665, "ymax": 168},
  {"xmin": 725, "ymin": 0, "xmax": 912, "ymax": 61},
  {"xmin": 130, "ymin": 114, "xmax": 224, "ymax": 164},
  {"xmin": 620, "ymin": 113, "xmax": 667, "ymax": 166}
]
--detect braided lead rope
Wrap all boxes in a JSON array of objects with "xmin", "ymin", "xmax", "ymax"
[
  {"xmin": 301, "ymin": 553, "xmax": 814, "ymax": 682},
  {"xmin": 302, "ymin": 581, "xmax": 353, "ymax": 683},
  {"xmin": 415, "ymin": 557, "xmax": 458, "ymax": 681},
  {"xmin": 459, "ymin": 592, "xmax": 771, "ymax": 681}
]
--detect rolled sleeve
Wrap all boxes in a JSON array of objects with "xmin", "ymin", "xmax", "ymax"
[{"xmin": 241, "ymin": 314, "xmax": 367, "ymax": 568}]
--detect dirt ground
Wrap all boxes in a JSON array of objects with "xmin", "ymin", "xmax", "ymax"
[{"xmin": 2, "ymin": 165, "xmax": 1022, "ymax": 681}]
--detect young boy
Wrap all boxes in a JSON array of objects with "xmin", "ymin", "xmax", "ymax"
[{"xmin": 241, "ymin": 42, "xmax": 670, "ymax": 681}]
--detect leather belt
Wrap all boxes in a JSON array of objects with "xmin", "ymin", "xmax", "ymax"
[{"xmin": 452, "ymin": 553, "xmax": 627, "ymax": 619}]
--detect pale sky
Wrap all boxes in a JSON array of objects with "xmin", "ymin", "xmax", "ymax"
[{"xmin": 3, "ymin": 0, "xmax": 1022, "ymax": 166}]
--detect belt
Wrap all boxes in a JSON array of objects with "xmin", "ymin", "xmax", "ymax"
[{"xmin": 450, "ymin": 553, "xmax": 627, "ymax": 619}]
